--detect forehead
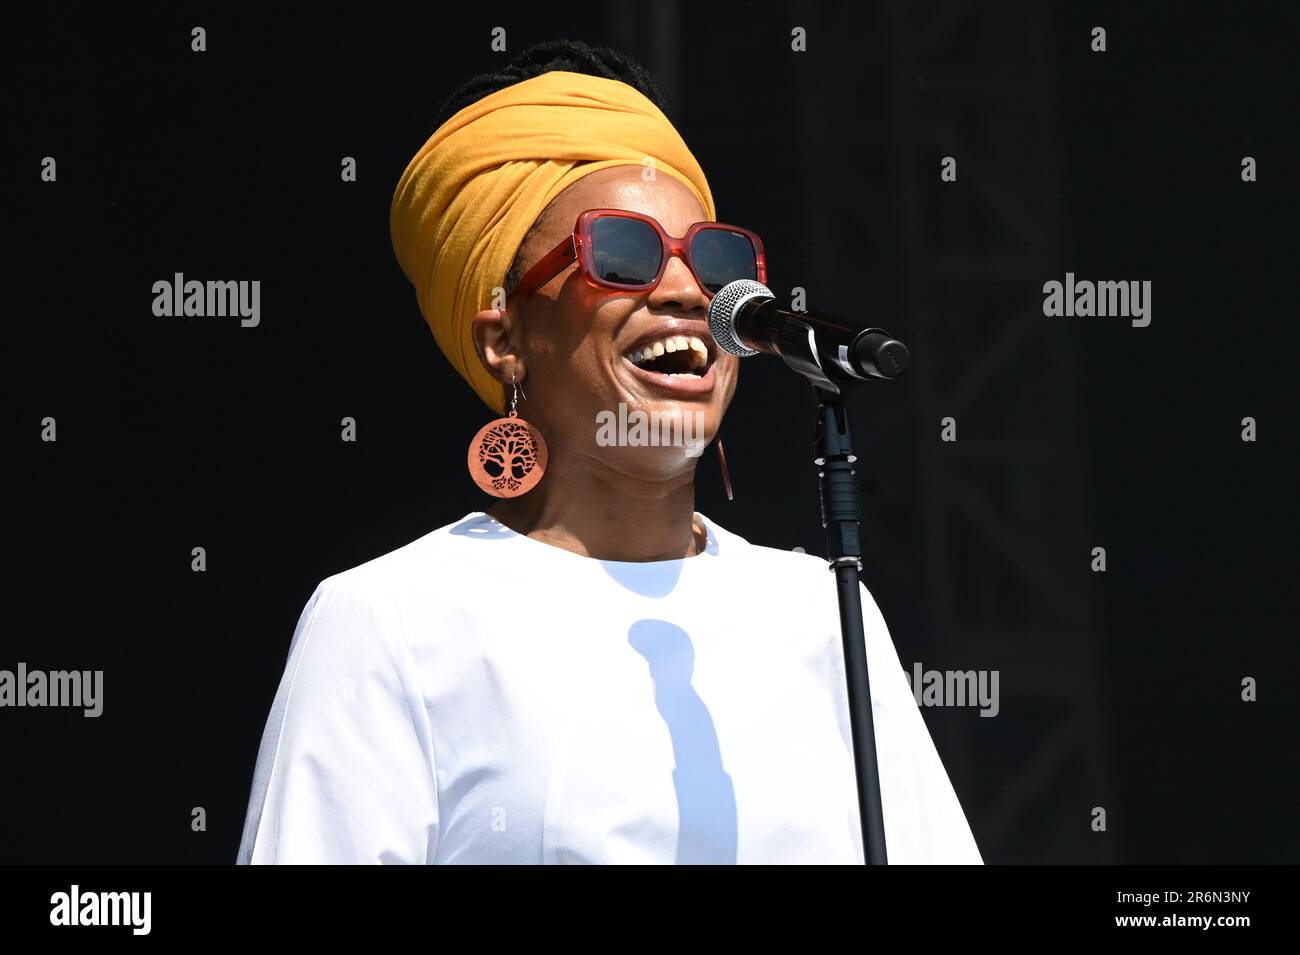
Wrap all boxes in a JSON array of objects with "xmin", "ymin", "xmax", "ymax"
[{"xmin": 539, "ymin": 164, "xmax": 708, "ymax": 237}]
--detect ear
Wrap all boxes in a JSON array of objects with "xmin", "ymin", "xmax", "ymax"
[{"xmin": 471, "ymin": 307, "xmax": 527, "ymax": 385}]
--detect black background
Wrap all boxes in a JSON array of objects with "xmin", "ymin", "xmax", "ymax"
[{"xmin": 7, "ymin": 1, "xmax": 1298, "ymax": 864}]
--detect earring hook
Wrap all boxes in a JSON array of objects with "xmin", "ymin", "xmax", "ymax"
[{"xmin": 510, "ymin": 370, "xmax": 526, "ymax": 417}]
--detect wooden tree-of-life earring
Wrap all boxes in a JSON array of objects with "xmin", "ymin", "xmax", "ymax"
[{"xmin": 467, "ymin": 371, "xmax": 549, "ymax": 498}]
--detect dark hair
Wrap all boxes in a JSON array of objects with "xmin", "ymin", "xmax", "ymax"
[{"xmin": 433, "ymin": 39, "xmax": 669, "ymax": 296}]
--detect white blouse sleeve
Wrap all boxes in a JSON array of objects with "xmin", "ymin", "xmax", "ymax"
[
  {"xmin": 858, "ymin": 581, "xmax": 985, "ymax": 865},
  {"xmin": 237, "ymin": 577, "xmax": 440, "ymax": 864}
]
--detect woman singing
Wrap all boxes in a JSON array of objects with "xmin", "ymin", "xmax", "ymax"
[{"xmin": 237, "ymin": 39, "xmax": 982, "ymax": 865}]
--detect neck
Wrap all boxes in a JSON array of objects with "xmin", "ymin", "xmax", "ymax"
[{"xmin": 486, "ymin": 452, "xmax": 705, "ymax": 561}]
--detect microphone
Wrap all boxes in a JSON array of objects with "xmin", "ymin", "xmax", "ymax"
[{"xmin": 707, "ymin": 279, "xmax": 910, "ymax": 383}]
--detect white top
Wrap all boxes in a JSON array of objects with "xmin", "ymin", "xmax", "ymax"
[{"xmin": 237, "ymin": 510, "xmax": 983, "ymax": 864}]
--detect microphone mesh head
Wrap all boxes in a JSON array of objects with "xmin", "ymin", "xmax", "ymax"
[{"xmin": 707, "ymin": 279, "xmax": 771, "ymax": 357}]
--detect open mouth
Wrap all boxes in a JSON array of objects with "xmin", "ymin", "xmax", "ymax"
[{"xmin": 622, "ymin": 333, "xmax": 713, "ymax": 378}]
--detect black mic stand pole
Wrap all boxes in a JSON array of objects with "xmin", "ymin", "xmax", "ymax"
[
  {"xmin": 770, "ymin": 323, "xmax": 906, "ymax": 865},
  {"xmin": 814, "ymin": 386, "xmax": 888, "ymax": 865}
]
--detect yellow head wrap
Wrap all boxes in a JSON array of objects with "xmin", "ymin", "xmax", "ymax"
[{"xmin": 390, "ymin": 69, "xmax": 716, "ymax": 414}]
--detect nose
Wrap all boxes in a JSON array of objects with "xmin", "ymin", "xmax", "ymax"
[{"xmin": 648, "ymin": 251, "xmax": 710, "ymax": 313}]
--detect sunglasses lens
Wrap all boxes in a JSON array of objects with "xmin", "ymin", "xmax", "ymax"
[
  {"xmin": 591, "ymin": 217, "xmax": 663, "ymax": 287},
  {"xmin": 690, "ymin": 229, "xmax": 760, "ymax": 294}
]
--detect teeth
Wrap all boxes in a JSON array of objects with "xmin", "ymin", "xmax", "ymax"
[
  {"xmin": 687, "ymin": 337, "xmax": 708, "ymax": 370},
  {"xmin": 624, "ymin": 332, "xmax": 714, "ymax": 369},
  {"xmin": 688, "ymin": 337, "xmax": 708, "ymax": 368}
]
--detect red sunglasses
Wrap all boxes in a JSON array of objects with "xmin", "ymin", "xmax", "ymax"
[{"xmin": 508, "ymin": 208, "xmax": 767, "ymax": 303}]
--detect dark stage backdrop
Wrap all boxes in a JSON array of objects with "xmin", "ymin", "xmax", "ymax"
[{"xmin": 7, "ymin": 1, "xmax": 1298, "ymax": 864}]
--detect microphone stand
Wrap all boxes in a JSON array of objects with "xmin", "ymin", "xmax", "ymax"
[
  {"xmin": 771, "ymin": 324, "xmax": 900, "ymax": 865},
  {"xmin": 814, "ymin": 387, "xmax": 888, "ymax": 865}
]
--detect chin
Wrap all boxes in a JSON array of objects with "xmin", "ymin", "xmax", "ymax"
[
  {"xmin": 598, "ymin": 440, "xmax": 714, "ymax": 478},
  {"xmin": 592, "ymin": 394, "xmax": 719, "ymax": 469}
]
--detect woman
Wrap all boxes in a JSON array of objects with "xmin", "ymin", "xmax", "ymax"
[{"xmin": 237, "ymin": 40, "xmax": 982, "ymax": 865}]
